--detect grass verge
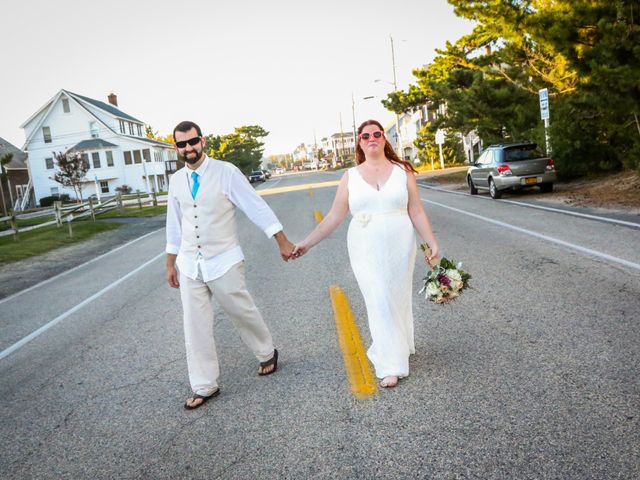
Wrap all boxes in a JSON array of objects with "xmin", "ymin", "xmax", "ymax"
[
  {"xmin": 0, "ymin": 220, "xmax": 123, "ymax": 265},
  {"xmin": 97, "ymin": 205, "xmax": 167, "ymax": 219}
]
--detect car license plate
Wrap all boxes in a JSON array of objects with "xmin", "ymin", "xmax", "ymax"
[{"xmin": 523, "ymin": 177, "xmax": 538, "ymax": 185}]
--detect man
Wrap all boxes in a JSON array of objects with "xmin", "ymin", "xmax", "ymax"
[{"xmin": 166, "ymin": 121, "xmax": 294, "ymax": 410}]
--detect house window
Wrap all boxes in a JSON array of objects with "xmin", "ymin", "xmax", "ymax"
[
  {"xmin": 119, "ymin": 120, "xmax": 125, "ymax": 134},
  {"xmin": 124, "ymin": 151, "xmax": 132, "ymax": 165},
  {"xmin": 106, "ymin": 151, "xmax": 114, "ymax": 167},
  {"xmin": 82, "ymin": 153, "xmax": 90, "ymax": 168},
  {"xmin": 45, "ymin": 157, "xmax": 54, "ymax": 169},
  {"xmin": 143, "ymin": 149, "xmax": 151, "ymax": 162},
  {"xmin": 51, "ymin": 187, "xmax": 59, "ymax": 196},
  {"xmin": 100, "ymin": 180, "xmax": 109, "ymax": 193},
  {"xmin": 92, "ymin": 152, "xmax": 101, "ymax": 169},
  {"xmin": 128, "ymin": 122, "xmax": 134, "ymax": 135},
  {"xmin": 133, "ymin": 150, "xmax": 142, "ymax": 164},
  {"xmin": 137, "ymin": 125, "xmax": 142, "ymax": 137},
  {"xmin": 90, "ymin": 121, "xmax": 99, "ymax": 138},
  {"xmin": 43, "ymin": 126, "xmax": 52, "ymax": 143},
  {"xmin": 62, "ymin": 98, "xmax": 70, "ymax": 113}
]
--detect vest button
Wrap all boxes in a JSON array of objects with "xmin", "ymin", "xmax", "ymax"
[
  {"xmin": 197, "ymin": 245, "xmax": 201, "ymax": 248},
  {"xmin": 195, "ymin": 215, "xmax": 198, "ymax": 218},
  {"xmin": 197, "ymin": 236, "xmax": 200, "ymax": 238},
  {"xmin": 194, "ymin": 204, "xmax": 197, "ymax": 208},
  {"xmin": 195, "ymin": 226, "xmax": 198, "ymax": 228}
]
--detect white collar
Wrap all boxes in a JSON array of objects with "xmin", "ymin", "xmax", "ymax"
[{"xmin": 186, "ymin": 155, "xmax": 210, "ymax": 178}]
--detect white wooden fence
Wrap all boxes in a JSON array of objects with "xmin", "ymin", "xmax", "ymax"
[{"xmin": 0, "ymin": 192, "xmax": 165, "ymax": 239}]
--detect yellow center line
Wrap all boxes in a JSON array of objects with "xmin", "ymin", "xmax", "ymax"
[
  {"xmin": 329, "ymin": 285, "xmax": 377, "ymax": 399},
  {"xmin": 257, "ymin": 180, "xmax": 340, "ymax": 197}
]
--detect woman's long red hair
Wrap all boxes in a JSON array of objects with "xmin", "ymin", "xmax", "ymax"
[{"xmin": 355, "ymin": 119, "xmax": 417, "ymax": 173}]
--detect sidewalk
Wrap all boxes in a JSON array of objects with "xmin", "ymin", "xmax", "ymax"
[{"xmin": 0, "ymin": 215, "xmax": 165, "ymax": 300}]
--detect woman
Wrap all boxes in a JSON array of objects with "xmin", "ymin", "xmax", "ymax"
[{"xmin": 292, "ymin": 119, "xmax": 440, "ymax": 388}]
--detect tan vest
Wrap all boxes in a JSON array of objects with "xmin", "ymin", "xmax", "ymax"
[{"xmin": 172, "ymin": 160, "xmax": 239, "ymax": 260}]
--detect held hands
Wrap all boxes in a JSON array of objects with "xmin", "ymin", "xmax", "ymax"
[
  {"xmin": 274, "ymin": 231, "xmax": 296, "ymax": 262},
  {"xmin": 290, "ymin": 242, "xmax": 309, "ymax": 259}
]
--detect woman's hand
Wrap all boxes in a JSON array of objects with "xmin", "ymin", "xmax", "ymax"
[
  {"xmin": 423, "ymin": 243, "xmax": 440, "ymax": 268},
  {"xmin": 291, "ymin": 242, "xmax": 309, "ymax": 259}
]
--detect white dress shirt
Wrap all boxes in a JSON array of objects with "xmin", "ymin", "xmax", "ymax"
[{"xmin": 166, "ymin": 156, "xmax": 282, "ymax": 281}]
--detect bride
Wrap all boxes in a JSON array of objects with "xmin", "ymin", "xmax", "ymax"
[{"xmin": 292, "ymin": 119, "xmax": 440, "ymax": 388}]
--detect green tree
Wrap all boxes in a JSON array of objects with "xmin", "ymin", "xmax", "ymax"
[
  {"xmin": 207, "ymin": 125, "xmax": 269, "ymax": 174},
  {"xmin": 51, "ymin": 151, "xmax": 89, "ymax": 203}
]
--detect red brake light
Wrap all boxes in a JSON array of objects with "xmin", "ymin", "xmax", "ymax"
[
  {"xmin": 497, "ymin": 165, "xmax": 511, "ymax": 173},
  {"xmin": 547, "ymin": 159, "xmax": 554, "ymax": 167}
]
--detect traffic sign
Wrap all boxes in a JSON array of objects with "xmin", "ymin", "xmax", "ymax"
[{"xmin": 539, "ymin": 88, "xmax": 550, "ymax": 120}]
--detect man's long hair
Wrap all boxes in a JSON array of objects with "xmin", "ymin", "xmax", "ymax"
[{"xmin": 355, "ymin": 119, "xmax": 417, "ymax": 173}]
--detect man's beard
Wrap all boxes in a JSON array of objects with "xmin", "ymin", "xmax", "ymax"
[{"xmin": 181, "ymin": 148, "xmax": 203, "ymax": 165}]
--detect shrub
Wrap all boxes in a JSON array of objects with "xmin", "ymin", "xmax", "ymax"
[
  {"xmin": 115, "ymin": 184, "xmax": 132, "ymax": 194},
  {"xmin": 39, "ymin": 194, "xmax": 71, "ymax": 207}
]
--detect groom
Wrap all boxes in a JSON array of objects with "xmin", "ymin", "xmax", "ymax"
[{"xmin": 165, "ymin": 120, "xmax": 294, "ymax": 409}]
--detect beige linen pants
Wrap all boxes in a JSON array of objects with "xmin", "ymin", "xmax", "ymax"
[{"xmin": 179, "ymin": 261, "xmax": 274, "ymax": 396}]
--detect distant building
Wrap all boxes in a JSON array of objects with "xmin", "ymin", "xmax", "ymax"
[
  {"xmin": 20, "ymin": 89, "xmax": 177, "ymax": 206},
  {"xmin": 0, "ymin": 137, "xmax": 30, "ymax": 213}
]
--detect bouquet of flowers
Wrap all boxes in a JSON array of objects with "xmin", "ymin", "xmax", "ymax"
[{"xmin": 418, "ymin": 244, "xmax": 471, "ymax": 304}]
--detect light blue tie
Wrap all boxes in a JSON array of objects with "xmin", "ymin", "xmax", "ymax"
[{"xmin": 191, "ymin": 171, "xmax": 200, "ymax": 199}]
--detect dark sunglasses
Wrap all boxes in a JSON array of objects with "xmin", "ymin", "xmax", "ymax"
[
  {"xmin": 175, "ymin": 136, "xmax": 201, "ymax": 148},
  {"xmin": 360, "ymin": 131, "xmax": 383, "ymax": 140}
]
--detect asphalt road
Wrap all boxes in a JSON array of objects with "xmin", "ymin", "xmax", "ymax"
[{"xmin": 1, "ymin": 170, "xmax": 639, "ymax": 479}]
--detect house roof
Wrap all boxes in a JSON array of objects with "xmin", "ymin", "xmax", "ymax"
[
  {"xmin": 121, "ymin": 135, "xmax": 173, "ymax": 148},
  {"xmin": 66, "ymin": 91, "xmax": 143, "ymax": 123},
  {"xmin": 0, "ymin": 137, "xmax": 28, "ymax": 169},
  {"xmin": 69, "ymin": 139, "xmax": 118, "ymax": 151}
]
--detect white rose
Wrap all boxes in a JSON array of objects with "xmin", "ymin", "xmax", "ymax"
[
  {"xmin": 426, "ymin": 282, "xmax": 440, "ymax": 298},
  {"xmin": 446, "ymin": 269, "xmax": 462, "ymax": 282},
  {"xmin": 354, "ymin": 212, "xmax": 371, "ymax": 227}
]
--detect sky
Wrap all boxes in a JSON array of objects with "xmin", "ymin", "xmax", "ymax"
[{"xmin": 0, "ymin": 0, "xmax": 474, "ymax": 156}]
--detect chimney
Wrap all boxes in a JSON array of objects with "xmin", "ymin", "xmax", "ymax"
[{"xmin": 107, "ymin": 93, "xmax": 118, "ymax": 106}]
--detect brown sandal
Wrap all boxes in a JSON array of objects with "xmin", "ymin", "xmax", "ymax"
[
  {"xmin": 258, "ymin": 349, "xmax": 278, "ymax": 376},
  {"xmin": 184, "ymin": 388, "xmax": 220, "ymax": 410}
]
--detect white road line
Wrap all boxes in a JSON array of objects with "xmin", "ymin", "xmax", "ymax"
[
  {"xmin": 422, "ymin": 196, "xmax": 640, "ymax": 272},
  {"xmin": 419, "ymin": 184, "xmax": 640, "ymax": 229},
  {"xmin": 0, "ymin": 252, "xmax": 164, "ymax": 361},
  {"xmin": 0, "ymin": 228, "xmax": 164, "ymax": 306},
  {"xmin": 257, "ymin": 177, "xmax": 283, "ymax": 190}
]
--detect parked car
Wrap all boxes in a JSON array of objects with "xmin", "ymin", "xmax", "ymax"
[
  {"xmin": 248, "ymin": 170, "xmax": 266, "ymax": 183},
  {"xmin": 467, "ymin": 142, "xmax": 556, "ymax": 199},
  {"xmin": 261, "ymin": 169, "xmax": 272, "ymax": 179}
]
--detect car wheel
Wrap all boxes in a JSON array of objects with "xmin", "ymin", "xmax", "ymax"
[
  {"xmin": 489, "ymin": 179, "xmax": 502, "ymax": 199},
  {"xmin": 468, "ymin": 176, "xmax": 478, "ymax": 195},
  {"xmin": 540, "ymin": 182, "xmax": 553, "ymax": 193}
]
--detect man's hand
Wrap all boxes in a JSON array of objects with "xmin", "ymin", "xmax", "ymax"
[
  {"xmin": 274, "ymin": 231, "xmax": 295, "ymax": 262},
  {"xmin": 166, "ymin": 254, "xmax": 180, "ymax": 288}
]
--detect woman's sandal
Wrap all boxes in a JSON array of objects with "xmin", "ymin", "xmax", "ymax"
[
  {"xmin": 258, "ymin": 349, "xmax": 278, "ymax": 376},
  {"xmin": 184, "ymin": 388, "xmax": 220, "ymax": 410}
]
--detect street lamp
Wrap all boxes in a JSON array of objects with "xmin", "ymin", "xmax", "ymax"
[{"xmin": 372, "ymin": 79, "xmax": 404, "ymax": 156}]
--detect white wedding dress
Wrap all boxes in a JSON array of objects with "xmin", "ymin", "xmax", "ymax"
[{"xmin": 347, "ymin": 165, "xmax": 417, "ymax": 379}]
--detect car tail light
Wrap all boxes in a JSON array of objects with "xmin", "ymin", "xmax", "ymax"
[
  {"xmin": 546, "ymin": 159, "xmax": 555, "ymax": 171},
  {"xmin": 496, "ymin": 165, "xmax": 512, "ymax": 175}
]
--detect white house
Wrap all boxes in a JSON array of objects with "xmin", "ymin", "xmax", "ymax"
[{"xmin": 21, "ymin": 89, "xmax": 177, "ymax": 206}]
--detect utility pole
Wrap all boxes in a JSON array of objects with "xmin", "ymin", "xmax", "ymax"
[
  {"xmin": 391, "ymin": 35, "xmax": 404, "ymax": 159},
  {"xmin": 339, "ymin": 113, "xmax": 346, "ymax": 164},
  {"xmin": 351, "ymin": 92, "xmax": 357, "ymax": 157},
  {"xmin": 313, "ymin": 130, "xmax": 318, "ymax": 169}
]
